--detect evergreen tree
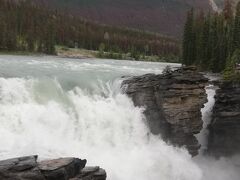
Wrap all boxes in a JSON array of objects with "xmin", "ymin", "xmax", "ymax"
[
  {"xmin": 44, "ymin": 20, "xmax": 56, "ymax": 54},
  {"xmin": 195, "ymin": 11, "xmax": 204, "ymax": 65},
  {"xmin": 217, "ymin": 14, "xmax": 227, "ymax": 72},
  {"xmin": 200, "ymin": 13, "xmax": 211, "ymax": 70},
  {"xmin": 0, "ymin": 18, "xmax": 6, "ymax": 50},
  {"xmin": 223, "ymin": 0, "xmax": 234, "ymax": 56},
  {"xmin": 209, "ymin": 14, "xmax": 219, "ymax": 72},
  {"xmin": 233, "ymin": 2, "xmax": 240, "ymax": 51},
  {"xmin": 182, "ymin": 0, "xmax": 239, "ymax": 73},
  {"xmin": 182, "ymin": 8, "xmax": 195, "ymax": 66}
]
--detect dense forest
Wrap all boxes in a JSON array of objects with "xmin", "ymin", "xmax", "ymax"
[
  {"xmin": 0, "ymin": 0, "xmax": 180, "ymax": 59},
  {"xmin": 39, "ymin": 0, "xmax": 210, "ymax": 37},
  {"xmin": 182, "ymin": 0, "xmax": 240, "ymax": 78}
]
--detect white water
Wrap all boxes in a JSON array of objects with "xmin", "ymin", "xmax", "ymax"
[
  {"xmin": 0, "ymin": 55, "xmax": 239, "ymax": 180},
  {"xmin": 196, "ymin": 85, "xmax": 217, "ymax": 154}
]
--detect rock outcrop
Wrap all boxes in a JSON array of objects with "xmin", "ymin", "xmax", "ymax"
[
  {"xmin": 122, "ymin": 66, "xmax": 208, "ymax": 156},
  {"xmin": 208, "ymin": 81, "xmax": 240, "ymax": 157},
  {"xmin": 0, "ymin": 156, "xmax": 106, "ymax": 180}
]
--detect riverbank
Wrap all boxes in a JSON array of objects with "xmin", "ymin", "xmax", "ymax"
[
  {"xmin": 0, "ymin": 51, "xmax": 45, "ymax": 56},
  {"xmin": 0, "ymin": 46, "xmax": 180, "ymax": 63},
  {"xmin": 56, "ymin": 46, "xmax": 180, "ymax": 63}
]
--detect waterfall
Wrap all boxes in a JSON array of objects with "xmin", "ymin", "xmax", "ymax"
[
  {"xmin": 0, "ymin": 55, "xmax": 239, "ymax": 180},
  {"xmin": 196, "ymin": 84, "xmax": 217, "ymax": 154}
]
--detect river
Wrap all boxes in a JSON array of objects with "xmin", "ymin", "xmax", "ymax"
[{"xmin": 0, "ymin": 55, "xmax": 239, "ymax": 180}]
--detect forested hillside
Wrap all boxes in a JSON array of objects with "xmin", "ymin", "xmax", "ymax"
[
  {"xmin": 182, "ymin": 0, "xmax": 240, "ymax": 80},
  {"xmin": 0, "ymin": 0, "xmax": 179, "ymax": 58},
  {"xmin": 40, "ymin": 0, "xmax": 211, "ymax": 37}
]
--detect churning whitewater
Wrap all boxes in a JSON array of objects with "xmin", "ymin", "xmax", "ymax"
[{"xmin": 0, "ymin": 55, "xmax": 239, "ymax": 180}]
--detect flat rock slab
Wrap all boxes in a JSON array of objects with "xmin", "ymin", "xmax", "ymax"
[
  {"xmin": 0, "ymin": 156, "xmax": 106, "ymax": 180},
  {"xmin": 39, "ymin": 158, "xmax": 78, "ymax": 171},
  {"xmin": 0, "ymin": 156, "xmax": 45, "ymax": 180},
  {"xmin": 70, "ymin": 166, "xmax": 107, "ymax": 180},
  {"xmin": 0, "ymin": 156, "xmax": 38, "ymax": 171},
  {"xmin": 39, "ymin": 158, "xmax": 87, "ymax": 180}
]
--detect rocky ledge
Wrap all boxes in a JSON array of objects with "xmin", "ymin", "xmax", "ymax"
[
  {"xmin": 208, "ymin": 81, "xmax": 240, "ymax": 157},
  {"xmin": 122, "ymin": 66, "xmax": 208, "ymax": 156},
  {"xmin": 0, "ymin": 155, "xmax": 106, "ymax": 180}
]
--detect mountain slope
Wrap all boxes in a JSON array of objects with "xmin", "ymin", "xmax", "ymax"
[{"xmin": 44, "ymin": 0, "xmax": 211, "ymax": 37}]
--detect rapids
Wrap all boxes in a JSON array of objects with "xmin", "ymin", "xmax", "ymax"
[{"xmin": 0, "ymin": 55, "xmax": 239, "ymax": 180}]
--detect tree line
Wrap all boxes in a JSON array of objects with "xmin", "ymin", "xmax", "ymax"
[
  {"xmin": 182, "ymin": 0, "xmax": 240, "ymax": 74},
  {"xmin": 0, "ymin": 0, "xmax": 180, "ymax": 58}
]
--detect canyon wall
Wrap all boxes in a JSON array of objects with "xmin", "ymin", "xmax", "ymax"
[{"xmin": 208, "ymin": 82, "xmax": 240, "ymax": 157}]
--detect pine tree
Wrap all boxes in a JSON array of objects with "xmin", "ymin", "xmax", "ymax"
[
  {"xmin": 44, "ymin": 21, "xmax": 56, "ymax": 54},
  {"xmin": 0, "ymin": 17, "xmax": 6, "ymax": 50},
  {"xmin": 182, "ymin": 8, "xmax": 195, "ymax": 66},
  {"xmin": 209, "ymin": 14, "xmax": 219, "ymax": 72},
  {"xmin": 223, "ymin": 0, "xmax": 234, "ymax": 55},
  {"xmin": 200, "ymin": 13, "xmax": 211, "ymax": 70},
  {"xmin": 217, "ymin": 14, "xmax": 227, "ymax": 72},
  {"xmin": 181, "ymin": 0, "xmax": 240, "ymax": 72},
  {"xmin": 233, "ymin": 1, "xmax": 240, "ymax": 51},
  {"xmin": 195, "ymin": 11, "xmax": 204, "ymax": 65}
]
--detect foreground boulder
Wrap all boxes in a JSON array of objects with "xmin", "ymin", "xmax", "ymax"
[
  {"xmin": 122, "ymin": 66, "xmax": 208, "ymax": 156},
  {"xmin": 208, "ymin": 82, "xmax": 240, "ymax": 157},
  {"xmin": 0, "ymin": 156, "xmax": 106, "ymax": 180}
]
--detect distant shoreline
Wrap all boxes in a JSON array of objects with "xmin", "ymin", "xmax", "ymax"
[{"xmin": 0, "ymin": 47, "xmax": 180, "ymax": 64}]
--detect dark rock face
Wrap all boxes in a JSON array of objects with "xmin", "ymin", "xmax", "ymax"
[
  {"xmin": 0, "ymin": 156, "xmax": 106, "ymax": 180},
  {"xmin": 122, "ymin": 67, "xmax": 208, "ymax": 156},
  {"xmin": 0, "ymin": 156, "xmax": 45, "ymax": 180},
  {"xmin": 208, "ymin": 82, "xmax": 240, "ymax": 157}
]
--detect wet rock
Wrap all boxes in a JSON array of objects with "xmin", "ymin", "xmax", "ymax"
[
  {"xmin": 0, "ymin": 156, "xmax": 106, "ymax": 180},
  {"xmin": 208, "ymin": 82, "xmax": 240, "ymax": 157},
  {"xmin": 70, "ymin": 166, "xmax": 107, "ymax": 180},
  {"xmin": 39, "ymin": 158, "xmax": 87, "ymax": 180},
  {"xmin": 0, "ymin": 156, "xmax": 45, "ymax": 180},
  {"xmin": 122, "ymin": 66, "xmax": 208, "ymax": 156}
]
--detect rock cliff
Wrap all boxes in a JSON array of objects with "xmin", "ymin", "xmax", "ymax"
[
  {"xmin": 0, "ymin": 156, "xmax": 106, "ymax": 180},
  {"xmin": 122, "ymin": 66, "xmax": 208, "ymax": 156},
  {"xmin": 208, "ymin": 81, "xmax": 240, "ymax": 157}
]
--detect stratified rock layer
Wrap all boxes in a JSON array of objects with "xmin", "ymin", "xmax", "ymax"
[
  {"xmin": 122, "ymin": 67, "xmax": 208, "ymax": 156},
  {"xmin": 208, "ymin": 82, "xmax": 240, "ymax": 157},
  {"xmin": 0, "ymin": 156, "xmax": 106, "ymax": 180}
]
